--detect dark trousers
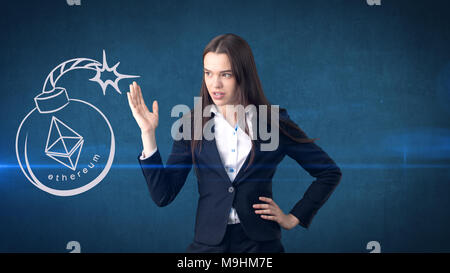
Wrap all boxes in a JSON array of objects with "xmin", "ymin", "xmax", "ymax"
[{"xmin": 186, "ymin": 223, "xmax": 285, "ymax": 253}]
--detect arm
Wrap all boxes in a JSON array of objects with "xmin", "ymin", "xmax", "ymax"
[
  {"xmin": 282, "ymin": 116, "xmax": 342, "ymax": 229},
  {"xmin": 138, "ymin": 130, "xmax": 192, "ymax": 207},
  {"xmin": 127, "ymin": 81, "xmax": 192, "ymax": 207}
]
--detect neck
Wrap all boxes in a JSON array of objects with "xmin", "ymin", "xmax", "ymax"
[
  {"xmin": 217, "ymin": 104, "xmax": 228, "ymax": 117},
  {"xmin": 217, "ymin": 104, "xmax": 238, "ymax": 126}
]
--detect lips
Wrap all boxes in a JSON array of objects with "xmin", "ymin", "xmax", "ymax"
[{"xmin": 212, "ymin": 92, "xmax": 225, "ymax": 99}]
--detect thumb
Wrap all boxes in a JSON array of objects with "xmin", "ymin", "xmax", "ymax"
[{"xmin": 152, "ymin": 100, "xmax": 159, "ymax": 115}]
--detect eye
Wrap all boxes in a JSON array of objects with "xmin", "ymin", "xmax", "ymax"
[
  {"xmin": 204, "ymin": 71, "xmax": 211, "ymax": 77},
  {"xmin": 223, "ymin": 73, "xmax": 232, "ymax": 78}
]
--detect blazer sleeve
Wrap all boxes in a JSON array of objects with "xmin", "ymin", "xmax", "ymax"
[
  {"xmin": 280, "ymin": 111, "xmax": 342, "ymax": 229},
  {"xmin": 137, "ymin": 132, "xmax": 192, "ymax": 207}
]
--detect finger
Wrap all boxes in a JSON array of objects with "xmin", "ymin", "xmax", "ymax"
[
  {"xmin": 261, "ymin": 215, "xmax": 276, "ymax": 221},
  {"xmin": 133, "ymin": 81, "xmax": 141, "ymax": 106},
  {"xmin": 130, "ymin": 84, "xmax": 137, "ymax": 107},
  {"xmin": 127, "ymin": 86, "xmax": 136, "ymax": 109},
  {"xmin": 259, "ymin": 196, "xmax": 274, "ymax": 205},
  {"xmin": 255, "ymin": 209, "xmax": 272, "ymax": 215},
  {"xmin": 135, "ymin": 81, "xmax": 145, "ymax": 107},
  {"xmin": 253, "ymin": 204, "xmax": 269, "ymax": 209},
  {"xmin": 152, "ymin": 100, "xmax": 159, "ymax": 116},
  {"xmin": 126, "ymin": 92, "xmax": 135, "ymax": 110},
  {"xmin": 136, "ymin": 83, "xmax": 145, "ymax": 106}
]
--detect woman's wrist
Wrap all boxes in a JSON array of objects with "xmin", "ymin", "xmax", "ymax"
[
  {"xmin": 141, "ymin": 129, "xmax": 155, "ymax": 136},
  {"xmin": 287, "ymin": 213, "xmax": 300, "ymax": 229},
  {"xmin": 141, "ymin": 129, "xmax": 157, "ymax": 155}
]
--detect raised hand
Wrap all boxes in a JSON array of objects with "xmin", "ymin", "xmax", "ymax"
[{"xmin": 127, "ymin": 81, "xmax": 159, "ymax": 134}]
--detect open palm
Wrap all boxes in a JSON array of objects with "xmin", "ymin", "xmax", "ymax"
[{"xmin": 127, "ymin": 81, "xmax": 159, "ymax": 133}]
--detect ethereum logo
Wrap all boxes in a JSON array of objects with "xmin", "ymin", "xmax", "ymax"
[{"xmin": 45, "ymin": 116, "xmax": 84, "ymax": 171}]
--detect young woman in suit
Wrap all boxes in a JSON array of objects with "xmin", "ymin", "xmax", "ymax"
[{"xmin": 127, "ymin": 33, "xmax": 342, "ymax": 253}]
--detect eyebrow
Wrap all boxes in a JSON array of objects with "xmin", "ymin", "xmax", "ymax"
[{"xmin": 204, "ymin": 68, "xmax": 233, "ymax": 73}]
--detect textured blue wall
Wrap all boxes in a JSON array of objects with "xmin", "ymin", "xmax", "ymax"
[{"xmin": 1, "ymin": 0, "xmax": 450, "ymax": 253}]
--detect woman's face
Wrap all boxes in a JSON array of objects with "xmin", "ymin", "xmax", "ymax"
[{"xmin": 203, "ymin": 52, "xmax": 239, "ymax": 107}]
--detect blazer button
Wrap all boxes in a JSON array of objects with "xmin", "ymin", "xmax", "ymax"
[{"xmin": 228, "ymin": 186, "xmax": 234, "ymax": 193}]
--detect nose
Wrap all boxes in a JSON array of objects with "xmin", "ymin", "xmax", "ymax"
[{"xmin": 213, "ymin": 75, "xmax": 222, "ymax": 89}]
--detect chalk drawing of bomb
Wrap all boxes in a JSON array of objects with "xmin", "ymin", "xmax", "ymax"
[{"xmin": 16, "ymin": 50, "xmax": 139, "ymax": 196}]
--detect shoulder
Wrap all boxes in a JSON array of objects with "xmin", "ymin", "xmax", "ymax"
[
  {"xmin": 279, "ymin": 107, "xmax": 289, "ymax": 121},
  {"xmin": 277, "ymin": 107, "xmax": 309, "ymax": 140},
  {"xmin": 278, "ymin": 107, "xmax": 295, "ymax": 127}
]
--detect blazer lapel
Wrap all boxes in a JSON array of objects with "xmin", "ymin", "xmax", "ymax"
[
  {"xmin": 201, "ymin": 134, "xmax": 233, "ymax": 184},
  {"xmin": 233, "ymin": 111, "xmax": 266, "ymax": 185}
]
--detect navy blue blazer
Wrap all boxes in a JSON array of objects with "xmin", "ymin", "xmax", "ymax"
[{"xmin": 138, "ymin": 109, "xmax": 342, "ymax": 245}]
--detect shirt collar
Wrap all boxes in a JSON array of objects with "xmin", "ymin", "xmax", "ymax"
[{"xmin": 209, "ymin": 104, "xmax": 256, "ymax": 118}]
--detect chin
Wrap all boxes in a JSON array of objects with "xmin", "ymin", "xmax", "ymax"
[{"xmin": 214, "ymin": 100, "xmax": 229, "ymax": 106}]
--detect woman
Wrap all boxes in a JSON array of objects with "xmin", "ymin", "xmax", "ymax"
[{"xmin": 127, "ymin": 33, "xmax": 342, "ymax": 253}]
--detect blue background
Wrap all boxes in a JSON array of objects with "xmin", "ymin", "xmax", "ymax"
[{"xmin": 1, "ymin": 0, "xmax": 450, "ymax": 253}]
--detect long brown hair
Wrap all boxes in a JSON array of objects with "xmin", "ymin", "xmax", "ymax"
[{"xmin": 189, "ymin": 33, "xmax": 317, "ymax": 171}]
